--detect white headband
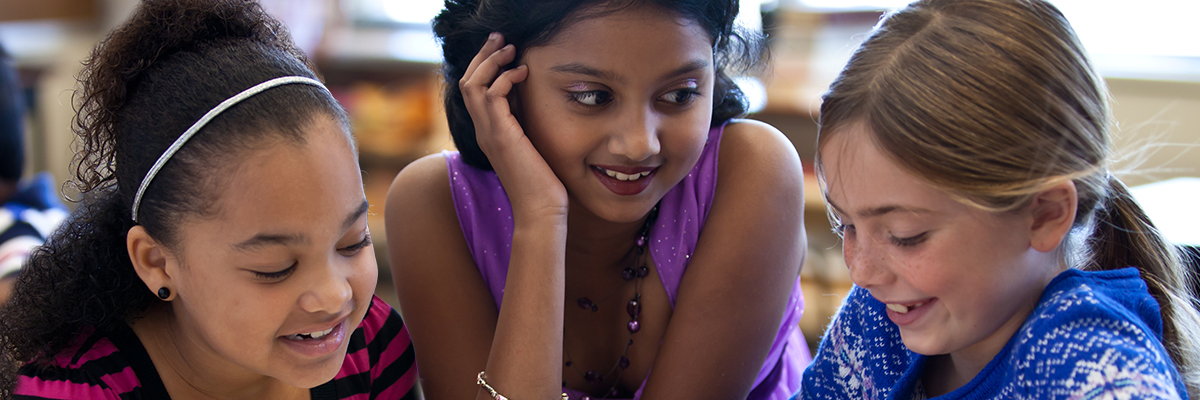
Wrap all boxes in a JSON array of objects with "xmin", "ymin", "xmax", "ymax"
[{"xmin": 131, "ymin": 76, "xmax": 328, "ymax": 222}]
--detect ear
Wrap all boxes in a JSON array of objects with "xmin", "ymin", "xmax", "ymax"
[
  {"xmin": 1028, "ymin": 180, "xmax": 1078, "ymax": 253},
  {"xmin": 127, "ymin": 226, "xmax": 176, "ymax": 300}
]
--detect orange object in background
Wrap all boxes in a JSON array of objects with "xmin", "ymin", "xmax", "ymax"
[{"xmin": 333, "ymin": 79, "xmax": 434, "ymax": 158}]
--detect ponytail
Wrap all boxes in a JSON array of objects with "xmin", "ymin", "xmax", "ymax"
[
  {"xmin": 1086, "ymin": 176, "xmax": 1200, "ymax": 396},
  {"xmin": 0, "ymin": 188, "xmax": 151, "ymax": 395}
]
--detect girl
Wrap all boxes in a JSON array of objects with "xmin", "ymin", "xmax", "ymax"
[
  {"xmin": 387, "ymin": 0, "xmax": 809, "ymax": 399},
  {"xmin": 799, "ymin": 0, "xmax": 1200, "ymax": 398},
  {"xmin": 0, "ymin": 0, "xmax": 416, "ymax": 398}
]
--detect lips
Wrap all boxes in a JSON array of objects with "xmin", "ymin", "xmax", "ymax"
[
  {"xmin": 882, "ymin": 298, "xmax": 937, "ymax": 327},
  {"xmin": 279, "ymin": 317, "xmax": 348, "ymax": 358},
  {"xmin": 592, "ymin": 165, "xmax": 657, "ymax": 196}
]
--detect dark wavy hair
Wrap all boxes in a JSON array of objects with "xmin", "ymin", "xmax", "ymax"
[
  {"xmin": 434, "ymin": 0, "xmax": 765, "ymax": 171},
  {"xmin": 0, "ymin": 0, "xmax": 348, "ymax": 394}
]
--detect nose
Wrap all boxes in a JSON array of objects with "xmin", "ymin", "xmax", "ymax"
[
  {"xmin": 844, "ymin": 234, "xmax": 894, "ymax": 289},
  {"xmin": 608, "ymin": 104, "xmax": 661, "ymax": 162},
  {"xmin": 298, "ymin": 259, "xmax": 354, "ymax": 315}
]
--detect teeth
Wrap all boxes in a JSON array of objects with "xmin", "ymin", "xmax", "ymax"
[
  {"xmin": 602, "ymin": 168, "xmax": 652, "ymax": 181},
  {"xmin": 287, "ymin": 327, "xmax": 334, "ymax": 340},
  {"xmin": 886, "ymin": 302, "xmax": 925, "ymax": 314}
]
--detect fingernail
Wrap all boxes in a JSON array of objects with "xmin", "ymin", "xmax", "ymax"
[
  {"xmin": 503, "ymin": 44, "xmax": 514, "ymax": 50},
  {"xmin": 489, "ymin": 32, "xmax": 500, "ymax": 40}
]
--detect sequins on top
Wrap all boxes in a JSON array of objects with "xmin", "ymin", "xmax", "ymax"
[{"xmin": 444, "ymin": 124, "xmax": 810, "ymax": 400}]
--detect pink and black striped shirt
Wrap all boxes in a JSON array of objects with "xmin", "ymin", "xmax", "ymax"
[{"xmin": 15, "ymin": 296, "xmax": 417, "ymax": 399}]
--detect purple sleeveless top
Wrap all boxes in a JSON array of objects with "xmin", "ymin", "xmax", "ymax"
[{"xmin": 445, "ymin": 125, "xmax": 810, "ymax": 400}]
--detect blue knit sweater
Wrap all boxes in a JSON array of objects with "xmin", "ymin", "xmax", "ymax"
[{"xmin": 797, "ymin": 268, "xmax": 1188, "ymax": 399}]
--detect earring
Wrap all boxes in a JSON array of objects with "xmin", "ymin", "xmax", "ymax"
[{"xmin": 157, "ymin": 287, "xmax": 171, "ymax": 300}]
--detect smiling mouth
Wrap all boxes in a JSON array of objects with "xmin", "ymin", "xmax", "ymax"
[
  {"xmin": 595, "ymin": 166, "xmax": 653, "ymax": 181},
  {"xmin": 285, "ymin": 326, "xmax": 335, "ymax": 341},
  {"xmin": 885, "ymin": 301, "xmax": 928, "ymax": 314}
]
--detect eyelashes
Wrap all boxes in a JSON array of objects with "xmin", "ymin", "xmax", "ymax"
[
  {"xmin": 251, "ymin": 234, "xmax": 372, "ymax": 281},
  {"xmin": 563, "ymin": 84, "xmax": 703, "ymax": 108},
  {"xmin": 889, "ymin": 232, "xmax": 929, "ymax": 247},
  {"xmin": 254, "ymin": 263, "xmax": 297, "ymax": 280},
  {"xmin": 338, "ymin": 234, "xmax": 373, "ymax": 255},
  {"xmin": 833, "ymin": 224, "xmax": 929, "ymax": 248}
]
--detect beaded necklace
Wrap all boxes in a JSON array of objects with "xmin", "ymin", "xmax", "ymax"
[{"xmin": 563, "ymin": 203, "xmax": 659, "ymax": 399}]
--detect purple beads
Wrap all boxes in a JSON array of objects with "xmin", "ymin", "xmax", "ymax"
[
  {"xmin": 626, "ymin": 299, "xmax": 640, "ymax": 318},
  {"xmin": 577, "ymin": 297, "xmax": 598, "ymax": 312},
  {"xmin": 622, "ymin": 267, "xmax": 635, "ymax": 281},
  {"xmin": 584, "ymin": 370, "xmax": 601, "ymax": 383},
  {"xmin": 627, "ymin": 320, "xmax": 640, "ymax": 333},
  {"xmin": 636, "ymin": 266, "xmax": 649, "ymax": 278},
  {"xmin": 619, "ymin": 356, "xmax": 630, "ymax": 369}
]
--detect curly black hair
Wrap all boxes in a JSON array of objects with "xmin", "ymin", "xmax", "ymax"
[
  {"xmin": 434, "ymin": 0, "xmax": 766, "ymax": 171},
  {"xmin": 0, "ymin": 0, "xmax": 348, "ymax": 394}
]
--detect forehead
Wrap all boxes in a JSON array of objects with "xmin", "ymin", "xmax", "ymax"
[
  {"xmin": 820, "ymin": 124, "xmax": 957, "ymax": 215},
  {"xmin": 524, "ymin": 5, "xmax": 714, "ymax": 73},
  {"xmin": 185, "ymin": 119, "xmax": 364, "ymax": 243}
]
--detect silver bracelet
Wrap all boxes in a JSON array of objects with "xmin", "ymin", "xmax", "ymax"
[{"xmin": 476, "ymin": 371, "xmax": 570, "ymax": 400}]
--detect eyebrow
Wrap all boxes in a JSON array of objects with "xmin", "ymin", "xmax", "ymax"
[
  {"xmin": 548, "ymin": 59, "xmax": 711, "ymax": 84},
  {"xmin": 232, "ymin": 200, "xmax": 370, "ymax": 252},
  {"xmin": 343, "ymin": 200, "xmax": 370, "ymax": 230},
  {"xmin": 825, "ymin": 197, "xmax": 933, "ymax": 219}
]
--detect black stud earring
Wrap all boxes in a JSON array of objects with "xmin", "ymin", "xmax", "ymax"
[{"xmin": 157, "ymin": 287, "xmax": 171, "ymax": 300}]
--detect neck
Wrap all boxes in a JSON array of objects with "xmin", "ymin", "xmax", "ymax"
[
  {"xmin": 131, "ymin": 304, "xmax": 307, "ymax": 400},
  {"xmin": 921, "ymin": 261, "xmax": 1064, "ymax": 396},
  {"xmin": 564, "ymin": 196, "xmax": 651, "ymax": 264}
]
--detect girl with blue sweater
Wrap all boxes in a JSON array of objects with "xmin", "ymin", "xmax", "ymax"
[{"xmin": 798, "ymin": 0, "xmax": 1200, "ymax": 398}]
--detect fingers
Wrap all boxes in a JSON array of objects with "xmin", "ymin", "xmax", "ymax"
[
  {"xmin": 461, "ymin": 33, "xmax": 518, "ymax": 96},
  {"xmin": 463, "ymin": 32, "xmax": 505, "ymax": 82},
  {"xmin": 482, "ymin": 65, "xmax": 529, "ymax": 135},
  {"xmin": 486, "ymin": 65, "xmax": 528, "ymax": 104}
]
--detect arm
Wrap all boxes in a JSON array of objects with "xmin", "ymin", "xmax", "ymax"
[
  {"xmin": 639, "ymin": 120, "xmax": 807, "ymax": 398},
  {"xmin": 388, "ymin": 33, "xmax": 568, "ymax": 400}
]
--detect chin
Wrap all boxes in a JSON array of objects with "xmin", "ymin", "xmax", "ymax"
[
  {"xmin": 274, "ymin": 351, "xmax": 348, "ymax": 389},
  {"xmin": 583, "ymin": 195, "xmax": 661, "ymax": 223},
  {"xmin": 898, "ymin": 331, "xmax": 949, "ymax": 356},
  {"xmin": 280, "ymin": 363, "xmax": 343, "ymax": 389}
]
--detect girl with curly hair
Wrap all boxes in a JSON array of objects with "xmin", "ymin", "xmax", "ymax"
[
  {"xmin": 0, "ymin": 0, "xmax": 416, "ymax": 398},
  {"xmin": 799, "ymin": 0, "xmax": 1200, "ymax": 398},
  {"xmin": 386, "ymin": 0, "xmax": 810, "ymax": 399}
]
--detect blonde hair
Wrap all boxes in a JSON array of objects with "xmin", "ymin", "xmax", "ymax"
[{"xmin": 816, "ymin": 0, "xmax": 1200, "ymax": 395}]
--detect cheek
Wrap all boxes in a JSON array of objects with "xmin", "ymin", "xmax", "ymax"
[
  {"xmin": 350, "ymin": 248, "xmax": 380, "ymax": 308},
  {"xmin": 895, "ymin": 242, "xmax": 962, "ymax": 293}
]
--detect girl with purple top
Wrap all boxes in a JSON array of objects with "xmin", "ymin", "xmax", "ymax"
[{"xmin": 386, "ymin": 0, "xmax": 810, "ymax": 399}]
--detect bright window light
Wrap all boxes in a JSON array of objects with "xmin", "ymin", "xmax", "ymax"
[{"xmin": 381, "ymin": 0, "xmax": 446, "ymax": 25}]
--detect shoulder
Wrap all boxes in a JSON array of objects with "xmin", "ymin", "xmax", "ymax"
[
  {"xmin": 16, "ymin": 332, "xmax": 139, "ymax": 398},
  {"xmin": 385, "ymin": 153, "xmax": 462, "ymax": 259},
  {"xmin": 337, "ymin": 297, "xmax": 417, "ymax": 397},
  {"xmin": 1008, "ymin": 273, "xmax": 1185, "ymax": 398},
  {"xmin": 388, "ymin": 152, "xmax": 451, "ymax": 211},
  {"xmin": 708, "ymin": 119, "xmax": 804, "ymax": 211},
  {"xmin": 356, "ymin": 296, "xmax": 411, "ymax": 350},
  {"xmin": 717, "ymin": 119, "xmax": 803, "ymax": 177}
]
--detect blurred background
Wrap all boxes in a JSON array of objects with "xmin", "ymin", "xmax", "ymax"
[{"xmin": 2, "ymin": 0, "xmax": 1197, "ymax": 350}]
